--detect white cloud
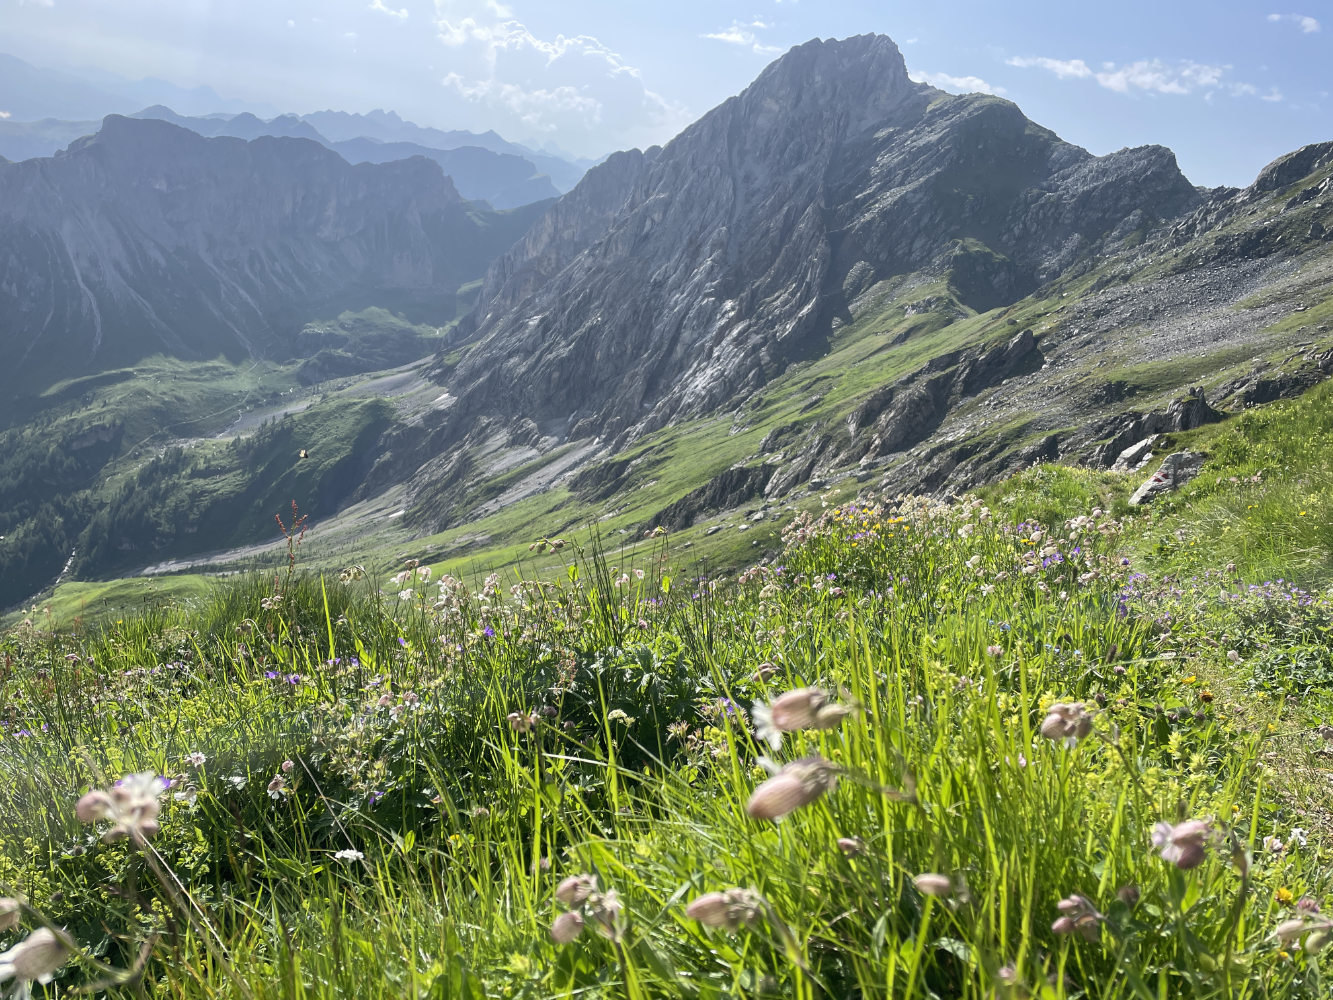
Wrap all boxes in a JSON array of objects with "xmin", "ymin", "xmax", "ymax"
[
  {"xmin": 1262, "ymin": 87, "xmax": 1284, "ymax": 101},
  {"xmin": 431, "ymin": 11, "xmax": 690, "ymax": 147},
  {"xmin": 286, "ymin": 19, "xmax": 295, "ymax": 28},
  {"xmin": 1009, "ymin": 54, "xmax": 1268, "ymax": 99},
  {"xmin": 1006, "ymin": 56, "xmax": 1091, "ymax": 79},
  {"xmin": 1268, "ymin": 13, "xmax": 1321, "ymax": 32},
  {"xmin": 17, "ymin": 0, "xmax": 55, "ymax": 6},
  {"xmin": 703, "ymin": 20, "xmax": 781, "ymax": 55},
  {"xmin": 909, "ymin": 70, "xmax": 1005, "ymax": 96},
  {"xmin": 370, "ymin": 0, "xmax": 409, "ymax": 20},
  {"xmin": 0, "ymin": 111, "xmax": 10, "ymax": 119}
]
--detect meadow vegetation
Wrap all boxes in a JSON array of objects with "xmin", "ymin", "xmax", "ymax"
[{"xmin": 5, "ymin": 413, "xmax": 1333, "ymax": 997}]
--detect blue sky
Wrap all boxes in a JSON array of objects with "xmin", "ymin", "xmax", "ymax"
[{"xmin": 2, "ymin": 0, "xmax": 1329, "ymax": 185}]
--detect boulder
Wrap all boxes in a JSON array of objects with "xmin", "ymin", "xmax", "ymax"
[
  {"xmin": 1112, "ymin": 435, "xmax": 1157, "ymax": 472},
  {"xmin": 1128, "ymin": 452, "xmax": 1203, "ymax": 505}
]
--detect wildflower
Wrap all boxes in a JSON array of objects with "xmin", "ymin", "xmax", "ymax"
[
  {"xmin": 1040, "ymin": 702, "xmax": 1094, "ymax": 746},
  {"xmin": 281, "ymin": 760, "xmax": 295, "ymax": 773},
  {"xmin": 1265, "ymin": 835, "xmax": 1287, "ymax": 856},
  {"xmin": 981, "ymin": 584, "xmax": 995, "ymax": 596},
  {"xmin": 589, "ymin": 888, "xmax": 625, "ymax": 942},
  {"xmin": 754, "ymin": 662, "xmax": 778, "ymax": 681},
  {"xmin": 746, "ymin": 756, "xmax": 839, "ymax": 821},
  {"xmin": 1227, "ymin": 650, "xmax": 1240, "ymax": 663},
  {"xmin": 226, "ymin": 776, "xmax": 246, "ymax": 790},
  {"xmin": 686, "ymin": 888, "xmax": 765, "ymax": 932},
  {"xmin": 634, "ymin": 568, "xmax": 645, "ymax": 580},
  {"xmin": 75, "ymin": 773, "xmax": 167, "ymax": 844},
  {"xmin": 1152, "ymin": 819, "xmax": 1211, "ymax": 870},
  {"xmin": 0, "ymin": 900, "xmax": 19, "ymax": 932},
  {"xmin": 837, "ymin": 836, "xmax": 865, "ymax": 857},
  {"xmin": 173, "ymin": 786, "xmax": 198, "ymax": 807},
  {"xmin": 1117, "ymin": 885, "xmax": 1140, "ymax": 907},
  {"xmin": 267, "ymin": 775, "xmax": 286, "ymax": 800},
  {"xmin": 1051, "ymin": 894, "xmax": 1103, "ymax": 941},
  {"xmin": 751, "ymin": 688, "xmax": 854, "ymax": 748},
  {"xmin": 550, "ymin": 911, "xmax": 585, "ymax": 943},
  {"xmin": 913, "ymin": 874, "xmax": 954, "ymax": 898},
  {"xmin": 1277, "ymin": 887, "xmax": 1295, "ymax": 905},
  {"xmin": 1275, "ymin": 918, "xmax": 1309, "ymax": 945},
  {"xmin": 986, "ymin": 645, "xmax": 1003, "ymax": 657},
  {"xmin": 377, "ymin": 693, "xmax": 393, "ymax": 708},
  {"xmin": 0, "ymin": 927, "xmax": 70, "ymax": 991},
  {"xmin": 187, "ymin": 752, "xmax": 206, "ymax": 767},
  {"xmin": 1291, "ymin": 828, "xmax": 1309, "ymax": 848},
  {"xmin": 556, "ymin": 875, "xmax": 597, "ymax": 906},
  {"xmin": 334, "ymin": 849, "xmax": 364, "ymax": 862},
  {"xmin": 1299, "ymin": 897, "xmax": 1322, "ymax": 914}
]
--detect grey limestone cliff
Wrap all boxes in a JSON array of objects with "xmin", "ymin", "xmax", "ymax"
[{"xmin": 434, "ymin": 34, "xmax": 1200, "ymax": 456}]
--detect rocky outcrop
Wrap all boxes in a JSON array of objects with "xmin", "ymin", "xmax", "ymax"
[
  {"xmin": 1086, "ymin": 389, "xmax": 1224, "ymax": 467},
  {"xmin": 643, "ymin": 465, "xmax": 774, "ymax": 533},
  {"xmin": 431, "ymin": 34, "xmax": 1200, "ymax": 457},
  {"xmin": 1129, "ymin": 452, "xmax": 1204, "ymax": 505}
]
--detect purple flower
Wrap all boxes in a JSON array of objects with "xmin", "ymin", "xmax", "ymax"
[
  {"xmin": 368, "ymin": 790, "xmax": 384, "ymax": 806},
  {"xmin": 398, "ymin": 638, "xmax": 407, "ymax": 648},
  {"xmin": 483, "ymin": 626, "xmax": 495, "ymax": 638},
  {"xmin": 287, "ymin": 674, "xmax": 300, "ymax": 685},
  {"xmin": 265, "ymin": 671, "xmax": 279, "ymax": 680}
]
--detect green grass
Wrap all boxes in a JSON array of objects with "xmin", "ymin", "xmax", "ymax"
[{"xmin": 1, "ymin": 477, "xmax": 1329, "ymax": 997}]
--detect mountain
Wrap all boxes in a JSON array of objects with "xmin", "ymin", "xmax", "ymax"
[
  {"xmin": 328, "ymin": 138, "xmax": 559, "ymax": 209},
  {"xmin": 0, "ymin": 52, "xmax": 273, "ymax": 121},
  {"xmin": 0, "ymin": 117, "xmax": 101, "ymax": 162},
  {"xmin": 0, "ymin": 52, "xmax": 138, "ymax": 121},
  {"xmin": 0, "ymin": 115, "xmax": 552, "ymax": 412},
  {"xmin": 3, "ymin": 32, "xmax": 1330, "ymax": 611},
  {"xmin": 424, "ymin": 36, "xmax": 1199, "ymax": 454},
  {"xmin": 299, "ymin": 109, "xmax": 589, "ymax": 192},
  {"xmin": 125, "ymin": 107, "xmax": 559, "ymax": 208}
]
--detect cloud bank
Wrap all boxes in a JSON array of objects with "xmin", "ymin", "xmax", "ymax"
[
  {"xmin": 1007, "ymin": 55, "xmax": 1274, "ymax": 100},
  {"xmin": 908, "ymin": 70, "xmax": 1005, "ymax": 96}
]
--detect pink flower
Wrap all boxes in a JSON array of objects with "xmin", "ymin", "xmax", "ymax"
[{"xmin": 1152, "ymin": 819, "xmax": 1211, "ymax": 869}]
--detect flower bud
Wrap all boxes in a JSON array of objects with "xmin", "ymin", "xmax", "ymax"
[
  {"xmin": 1275, "ymin": 918, "xmax": 1307, "ymax": 945},
  {"xmin": 913, "ymin": 874, "xmax": 952, "ymax": 898},
  {"xmin": 555, "ymin": 875, "xmax": 596, "ymax": 906},
  {"xmin": 1116, "ymin": 885, "xmax": 1140, "ymax": 907},
  {"xmin": 550, "ymin": 911, "xmax": 584, "ymax": 944},
  {"xmin": 0, "ymin": 898, "xmax": 20, "ymax": 932}
]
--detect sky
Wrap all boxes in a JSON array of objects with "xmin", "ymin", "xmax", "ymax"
[{"xmin": 1, "ymin": 0, "xmax": 1330, "ymax": 186}]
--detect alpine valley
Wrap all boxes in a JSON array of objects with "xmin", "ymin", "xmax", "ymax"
[{"xmin": 2, "ymin": 33, "xmax": 1331, "ymax": 612}]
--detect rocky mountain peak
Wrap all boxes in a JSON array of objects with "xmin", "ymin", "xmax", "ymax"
[{"xmin": 427, "ymin": 33, "xmax": 1200, "ymax": 470}]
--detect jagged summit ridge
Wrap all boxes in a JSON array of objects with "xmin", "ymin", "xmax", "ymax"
[{"xmin": 435, "ymin": 33, "xmax": 1199, "ymax": 457}]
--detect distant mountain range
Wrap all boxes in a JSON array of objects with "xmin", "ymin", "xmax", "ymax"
[
  {"xmin": 0, "ymin": 115, "xmax": 552, "ymax": 409},
  {"xmin": 0, "ymin": 51, "xmax": 598, "ymax": 197}
]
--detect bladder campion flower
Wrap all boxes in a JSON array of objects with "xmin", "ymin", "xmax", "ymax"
[
  {"xmin": 1051, "ymin": 894, "xmax": 1103, "ymax": 941},
  {"xmin": 0, "ymin": 927, "xmax": 70, "ymax": 993},
  {"xmin": 0, "ymin": 899, "xmax": 19, "ymax": 932},
  {"xmin": 746, "ymin": 756, "xmax": 839, "ymax": 821},
  {"xmin": 1152, "ymin": 819, "xmax": 1212, "ymax": 870},
  {"xmin": 686, "ymin": 888, "xmax": 765, "ymax": 932},
  {"xmin": 752, "ymin": 688, "xmax": 854, "ymax": 749},
  {"xmin": 75, "ymin": 773, "xmax": 167, "ymax": 844},
  {"xmin": 913, "ymin": 874, "xmax": 953, "ymax": 898},
  {"xmin": 1040, "ymin": 703, "xmax": 1094, "ymax": 746}
]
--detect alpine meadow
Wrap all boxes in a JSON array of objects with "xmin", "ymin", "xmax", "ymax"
[{"xmin": 2, "ymin": 20, "xmax": 1333, "ymax": 1000}]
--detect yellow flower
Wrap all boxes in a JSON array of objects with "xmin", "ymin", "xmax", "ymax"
[
  {"xmin": 1299, "ymin": 512, "xmax": 1307, "ymax": 517},
  {"xmin": 1277, "ymin": 887, "xmax": 1295, "ymax": 904},
  {"xmin": 1182, "ymin": 675, "xmax": 1197, "ymax": 684}
]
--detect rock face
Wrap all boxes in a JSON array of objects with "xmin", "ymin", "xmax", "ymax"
[
  {"xmin": 0, "ymin": 115, "xmax": 543, "ymax": 405},
  {"xmin": 434, "ymin": 34, "xmax": 1200, "ymax": 454},
  {"xmin": 1129, "ymin": 452, "xmax": 1204, "ymax": 505}
]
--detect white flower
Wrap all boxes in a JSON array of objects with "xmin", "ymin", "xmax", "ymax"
[
  {"xmin": 227, "ymin": 776, "xmax": 246, "ymax": 790},
  {"xmin": 398, "ymin": 589, "xmax": 414, "ymax": 601},
  {"xmin": 75, "ymin": 772, "xmax": 167, "ymax": 844},
  {"xmin": 1291, "ymin": 828, "xmax": 1309, "ymax": 848},
  {"xmin": 334, "ymin": 849, "xmax": 364, "ymax": 863},
  {"xmin": 187, "ymin": 752, "xmax": 206, "ymax": 767},
  {"xmin": 281, "ymin": 760, "xmax": 295, "ymax": 773},
  {"xmin": 267, "ymin": 776, "xmax": 286, "ymax": 800},
  {"xmin": 0, "ymin": 927, "xmax": 70, "ymax": 989},
  {"xmin": 173, "ymin": 786, "xmax": 199, "ymax": 807}
]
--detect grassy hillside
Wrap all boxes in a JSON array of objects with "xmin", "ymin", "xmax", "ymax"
[{"xmin": 5, "ymin": 376, "xmax": 1333, "ymax": 995}]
